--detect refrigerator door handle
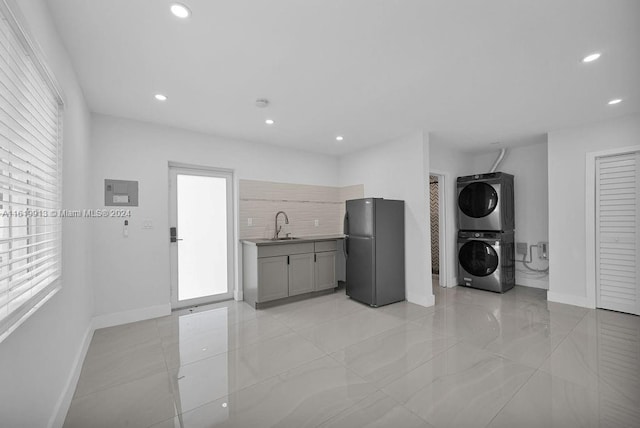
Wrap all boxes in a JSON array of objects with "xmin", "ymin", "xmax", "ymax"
[
  {"xmin": 343, "ymin": 212, "xmax": 349, "ymax": 235},
  {"xmin": 344, "ymin": 237, "xmax": 349, "ymax": 257}
]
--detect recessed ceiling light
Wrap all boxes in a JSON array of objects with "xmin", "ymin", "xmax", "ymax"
[
  {"xmin": 170, "ymin": 3, "xmax": 191, "ymax": 19},
  {"xmin": 265, "ymin": 119, "xmax": 275, "ymax": 125},
  {"xmin": 582, "ymin": 52, "xmax": 601, "ymax": 63},
  {"xmin": 336, "ymin": 136, "xmax": 344, "ymax": 141},
  {"xmin": 608, "ymin": 98, "xmax": 622, "ymax": 105},
  {"xmin": 154, "ymin": 94, "xmax": 167, "ymax": 101}
]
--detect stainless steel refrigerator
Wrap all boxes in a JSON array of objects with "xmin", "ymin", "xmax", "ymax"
[{"xmin": 344, "ymin": 198, "xmax": 405, "ymax": 307}]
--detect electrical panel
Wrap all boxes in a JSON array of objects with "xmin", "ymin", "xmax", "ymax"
[{"xmin": 105, "ymin": 179, "xmax": 138, "ymax": 206}]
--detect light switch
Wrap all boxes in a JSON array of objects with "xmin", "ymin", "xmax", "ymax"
[
  {"xmin": 248, "ymin": 218, "xmax": 253, "ymax": 226},
  {"xmin": 314, "ymin": 219, "xmax": 319, "ymax": 227}
]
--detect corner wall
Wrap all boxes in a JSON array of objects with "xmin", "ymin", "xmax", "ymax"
[
  {"xmin": 339, "ymin": 132, "xmax": 434, "ymax": 306},
  {"xmin": 0, "ymin": 1, "xmax": 93, "ymax": 426},
  {"xmin": 428, "ymin": 137, "xmax": 473, "ymax": 287},
  {"xmin": 547, "ymin": 114, "xmax": 640, "ymax": 307}
]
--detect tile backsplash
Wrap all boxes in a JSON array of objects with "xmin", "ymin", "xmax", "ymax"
[{"xmin": 239, "ymin": 180, "xmax": 364, "ymax": 239}]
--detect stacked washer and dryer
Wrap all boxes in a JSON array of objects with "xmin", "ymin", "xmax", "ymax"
[{"xmin": 457, "ymin": 172, "xmax": 516, "ymax": 293}]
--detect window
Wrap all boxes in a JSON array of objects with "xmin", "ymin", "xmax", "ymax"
[{"xmin": 0, "ymin": 3, "xmax": 63, "ymax": 342}]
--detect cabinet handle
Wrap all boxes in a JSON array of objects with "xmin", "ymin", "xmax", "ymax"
[
  {"xmin": 287, "ymin": 255, "xmax": 290, "ymax": 265},
  {"xmin": 314, "ymin": 254, "xmax": 317, "ymax": 262}
]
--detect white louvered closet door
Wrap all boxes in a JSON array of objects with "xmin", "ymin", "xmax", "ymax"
[{"xmin": 596, "ymin": 152, "xmax": 640, "ymax": 315}]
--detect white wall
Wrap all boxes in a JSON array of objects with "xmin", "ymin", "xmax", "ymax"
[
  {"xmin": 547, "ymin": 114, "xmax": 640, "ymax": 307},
  {"xmin": 89, "ymin": 114, "xmax": 340, "ymax": 319},
  {"xmin": 339, "ymin": 132, "xmax": 434, "ymax": 307},
  {"xmin": 0, "ymin": 1, "xmax": 93, "ymax": 427},
  {"xmin": 428, "ymin": 137, "xmax": 473, "ymax": 287},
  {"xmin": 467, "ymin": 140, "xmax": 550, "ymax": 289}
]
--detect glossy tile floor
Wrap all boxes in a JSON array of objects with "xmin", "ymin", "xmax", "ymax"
[{"xmin": 64, "ymin": 280, "xmax": 640, "ymax": 428}]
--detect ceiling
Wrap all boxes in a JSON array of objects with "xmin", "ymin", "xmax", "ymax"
[{"xmin": 45, "ymin": 0, "xmax": 640, "ymax": 155}]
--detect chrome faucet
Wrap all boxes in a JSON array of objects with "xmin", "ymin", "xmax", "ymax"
[{"xmin": 274, "ymin": 211, "xmax": 289, "ymax": 239}]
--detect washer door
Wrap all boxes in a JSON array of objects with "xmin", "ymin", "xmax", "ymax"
[
  {"xmin": 458, "ymin": 182, "xmax": 498, "ymax": 218},
  {"xmin": 459, "ymin": 240, "xmax": 499, "ymax": 277}
]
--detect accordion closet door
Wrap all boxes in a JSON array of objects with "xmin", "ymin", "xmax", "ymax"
[{"xmin": 595, "ymin": 151, "xmax": 640, "ymax": 315}]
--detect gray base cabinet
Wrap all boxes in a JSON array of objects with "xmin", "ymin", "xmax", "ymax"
[
  {"xmin": 315, "ymin": 251, "xmax": 337, "ymax": 291},
  {"xmin": 242, "ymin": 239, "xmax": 340, "ymax": 308},
  {"xmin": 257, "ymin": 256, "xmax": 288, "ymax": 302},
  {"xmin": 288, "ymin": 253, "xmax": 315, "ymax": 296}
]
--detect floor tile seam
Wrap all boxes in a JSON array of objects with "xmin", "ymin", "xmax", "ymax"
[
  {"xmin": 537, "ymin": 362, "xmax": 611, "ymax": 394},
  {"xmin": 283, "ymin": 307, "xmax": 369, "ymax": 332},
  {"xmin": 156, "ymin": 317, "xmax": 289, "ymax": 346},
  {"xmin": 165, "ymin": 330, "xmax": 316, "ymax": 373},
  {"xmin": 481, "ymin": 367, "xmax": 539, "ymax": 428},
  {"xmin": 152, "ymin": 371, "xmax": 288, "ymax": 428},
  {"xmin": 314, "ymin": 318, "xmax": 411, "ymax": 354},
  {"xmin": 375, "ymin": 338, "xmax": 462, "ymax": 391},
  {"xmin": 274, "ymin": 353, "xmax": 338, "ymax": 383},
  {"xmin": 88, "ymin": 329, "xmax": 164, "ymax": 354},
  {"xmin": 392, "ymin": 397, "xmax": 437, "ymax": 428},
  {"xmin": 391, "ymin": 343, "xmax": 525, "ymax": 404},
  {"xmin": 322, "ymin": 351, "xmax": 379, "ymax": 386},
  {"xmin": 316, "ymin": 318, "xmax": 420, "ymax": 354},
  {"xmin": 312, "ymin": 387, "xmax": 391, "ymax": 428},
  {"xmin": 477, "ymin": 338, "xmax": 548, "ymax": 370},
  {"xmin": 159, "ymin": 322, "xmax": 297, "ymax": 363},
  {"xmin": 70, "ymin": 365, "xmax": 173, "ymax": 403}
]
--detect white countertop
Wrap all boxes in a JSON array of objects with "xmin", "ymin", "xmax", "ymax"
[{"xmin": 241, "ymin": 234, "xmax": 345, "ymax": 246}]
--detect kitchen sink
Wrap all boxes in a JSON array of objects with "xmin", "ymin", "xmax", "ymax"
[{"xmin": 273, "ymin": 237, "xmax": 300, "ymax": 241}]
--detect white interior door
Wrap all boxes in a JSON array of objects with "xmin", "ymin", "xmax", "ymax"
[
  {"xmin": 595, "ymin": 151, "xmax": 640, "ymax": 315},
  {"xmin": 169, "ymin": 166, "xmax": 234, "ymax": 308}
]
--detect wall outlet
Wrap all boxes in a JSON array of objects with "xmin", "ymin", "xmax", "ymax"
[
  {"xmin": 516, "ymin": 242, "xmax": 528, "ymax": 255},
  {"xmin": 247, "ymin": 218, "xmax": 253, "ymax": 226},
  {"xmin": 538, "ymin": 242, "xmax": 549, "ymax": 260},
  {"xmin": 314, "ymin": 219, "xmax": 319, "ymax": 227}
]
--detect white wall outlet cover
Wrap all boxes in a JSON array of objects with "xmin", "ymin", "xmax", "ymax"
[
  {"xmin": 248, "ymin": 218, "xmax": 253, "ymax": 226},
  {"xmin": 314, "ymin": 219, "xmax": 319, "ymax": 227}
]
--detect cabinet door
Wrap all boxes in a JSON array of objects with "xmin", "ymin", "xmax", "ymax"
[
  {"xmin": 288, "ymin": 253, "xmax": 315, "ymax": 296},
  {"xmin": 315, "ymin": 251, "xmax": 337, "ymax": 291},
  {"xmin": 258, "ymin": 256, "xmax": 289, "ymax": 302}
]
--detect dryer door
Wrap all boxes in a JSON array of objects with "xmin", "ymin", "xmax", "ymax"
[
  {"xmin": 458, "ymin": 182, "xmax": 499, "ymax": 219},
  {"xmin": 458, "ymin": 240, "xmax": 499, "ymax": 277}
]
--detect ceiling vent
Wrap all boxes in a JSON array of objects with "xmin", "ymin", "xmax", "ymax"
[{"xmin": 255, "ymin": 98, "xmax": 269, "ymax": 108}]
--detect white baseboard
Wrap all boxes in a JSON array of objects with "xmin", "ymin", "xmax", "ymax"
[
  {"xmin": 48, "ymin": 303, "xmax": 172, "ymax": 427},
  {"xmin": 48, "ymin": 320, "xmax": 94, "ymax": 428},
  {"xmin": 407, "ymin": 292, "xmax": 435, "ymax": 308},
  {"xmin": 92, "ymin": 304, "xmax": 171, "ymax": 330},
  {"xmin": 547, "ymin": 291, "xmax": 592, "ymax": 309},
  {"xmin": 445, "ymin": 276, "xmax": 458, "ymax": 288}
]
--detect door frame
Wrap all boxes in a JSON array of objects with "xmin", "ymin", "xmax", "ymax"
[
  {"xmin": 429, "ymin": 171, "xmax": 450, "ymax": 287},
  {"xmin": 168, "ymin": 162, "xmax": 236, "ymax": 309},
  {"xmin": 585, "ymin": 144, "xmax": 640, "ymax": 309}
]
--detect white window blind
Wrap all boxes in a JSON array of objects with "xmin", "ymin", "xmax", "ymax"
[{"xmin": 0, "ymin": 3, "xmax": 63, "ymax": 342}]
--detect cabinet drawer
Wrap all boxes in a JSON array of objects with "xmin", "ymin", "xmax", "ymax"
[
  {"xmin": 314, "ymin": 240, "xmax": 337, "ymax": 252},
  {"xmin": 258, "ymin": 242, "xmax": 314, "ymax": 258}
]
